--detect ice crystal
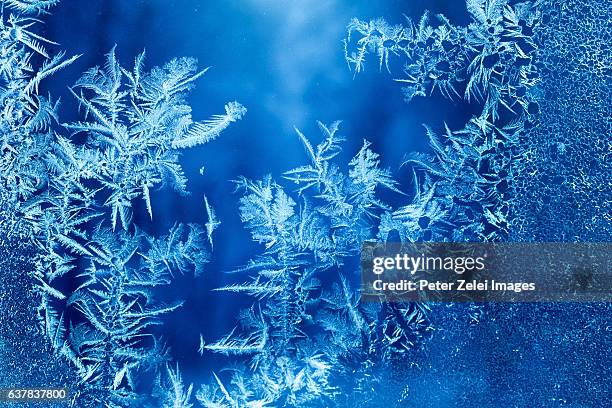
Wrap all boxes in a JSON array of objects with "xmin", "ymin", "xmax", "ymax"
[
  {"xmin": 64, "ymin": 47, "xmax": 245, "ymax": 229},
  {"xmin": 508, "ymin": 0, "xmax": 611, "ymax": 241},
  {"xmin": 345, "ymin": 0, "xmax": 539, "ymax": 242},
  {"xmin": 344, "ymin": 0, "xmax": 609, "ymax": 243},
  {"xmin": 2, "ymin": 0, "xmax": 59, "ymax": 15},
  {"xmin": 0, "ymin": 6, "xmax": 79, "ymax": 204},
  {"xmin": 204, "ymin": 122, "xmax": 432, "ymax": 406},
  {"xmin": 0, "ymin": 2, "xmax": 244, "ymax": 405},
  {"xmin": 0, "ymin": 0, "xmax": 608, "ymax": 406},
  {"xmin": 30, "ymin": 50, "xmax": 242, "ymax": 394}
]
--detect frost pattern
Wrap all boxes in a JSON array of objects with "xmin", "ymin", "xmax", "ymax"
[
  {"xmin": 58, "ymin": 225, "xmax": 207, "ymax": 406},
  {"xmin": 202, "ymin": 123, "xmax": 433, "ymax": 406},
  {"xmin": 0, "ymin": 7, "xmax": 79, "ymax": 204},
  {"xmin": 345, "ymin": 0, "xmax": 540, "ymax": 242},
  {"xmin": 0, "ymin": 0, "xmax": 608, "ymax": 406},
  {"xmin": 46, "ymin": 54, "xmax": 241, "ymax": 404},
  {"xmin": 2, "ymin": 0, "xmax": 59, "ymax": 14},
  {"xmin": 508, "ymin": 0, "xmax": 611, "ymax": 241},
  {"xmin": 64, "ymin": 48, "xmax": 245, "ymax": 229},
  {"xmin": 0, "ymin": 1, "xmax": 244, "ymax": 405},
  {"xmin": 344, "ymin": 0, "xmax": 610, "ymax": 242}
]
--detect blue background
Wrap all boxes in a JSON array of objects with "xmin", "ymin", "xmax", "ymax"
[
  {"xmin": 36, "ymin": 1, "xmax": 612, "ymax": 404},
  {"xmin": 43, "ymin": 0, "xmax": 468, "ymax": 378}
]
